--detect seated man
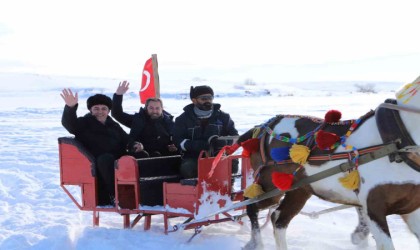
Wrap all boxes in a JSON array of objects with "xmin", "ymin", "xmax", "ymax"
[
  {"xmin": 60, "ymin": 89, "xmax": 129, "ymax": 206},
  {"xmin": 173, "ymin": 85, "xmax": 239, "ymax": 178},
  {"xmin": 112, "ymin": 81, "xmax": 178, "ymax": 158}
]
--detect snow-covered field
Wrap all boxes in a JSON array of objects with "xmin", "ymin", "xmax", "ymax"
[{"xmin": 0, "ymin": 72, "xmax": 417, "ymax": 249}]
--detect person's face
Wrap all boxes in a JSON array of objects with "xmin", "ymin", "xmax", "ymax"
[
  {"xmin": 192, "ymin": 94, "xmax": 214, "ymax": 111},
  {"xmin": 146, "ymin": 101, "xmax": 163, "ymax": 119},
  {"xmin": 90, "ymin": 104, "xmax": 110, "ymax": 123}
]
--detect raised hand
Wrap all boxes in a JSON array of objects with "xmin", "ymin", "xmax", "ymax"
[
  {"xmin": 60, "ymin": 88, "xmax": 78, "ymax": 107},
  {"xmin": 116, "ymin": 81, "xmax": 130, "ymax": 95}
]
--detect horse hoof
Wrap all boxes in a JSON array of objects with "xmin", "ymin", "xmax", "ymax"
[
  {"xmin": 242, "ymin": 241, "xmax": 263, "ymax": 250},
  {"xmin": 351, "ymin": 230, "xmax": 369, "ymax": 245}
]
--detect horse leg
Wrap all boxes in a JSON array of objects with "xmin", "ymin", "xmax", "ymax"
[
  {"xmin": 243, "ymin": 202, "xmax": 264, "ymax": 250},
  {"xmin": 365, "ymin": 195, "xmax": 395, "ymax": 250},
  {"xmin": 271, "ymin": 188, "xmax": 311, "ymax": 250},
  {"xmin": 351, "ymin": 206, "xmax": 370, "ymax": 245},
  {"xmin": 401, "ymin": 208, "xmax": 420, "ymax": 243}
]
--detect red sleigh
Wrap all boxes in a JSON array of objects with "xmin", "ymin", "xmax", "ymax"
[{"xmin": 58, "ymin": 137, "xmax": 252, "ymax": 233}]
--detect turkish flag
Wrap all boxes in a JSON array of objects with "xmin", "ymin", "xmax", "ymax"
[{"xmin": 139, "ymin": 57, "xmax": 156, "ymax": 104}]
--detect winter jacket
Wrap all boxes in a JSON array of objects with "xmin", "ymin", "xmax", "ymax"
[
  {"xmin": 61, "ymin": 104, "xmax": 129, "ymax": 158},
  {"xmin": 111, "ymin": 94, "xmax": 176, "ymax": 155},
  {"xmin": 173, "ymin": 103, "xmax": 238, "ymax": 159},
  {"xmin": 111, "ymin": 94, "xmax": 135, "ymax": 128},
  {"xmin": 128, "ymin": 108, "xmax": 176, "ymax": 156}
]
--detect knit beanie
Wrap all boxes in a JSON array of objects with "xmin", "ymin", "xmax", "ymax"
[
  {"xmin": 190, "ymin": 85, "xmax": 214, "ymax": 99},
  {"xmin": 87, "ymin": 94, "xmax": 112, "ymax": 110}
]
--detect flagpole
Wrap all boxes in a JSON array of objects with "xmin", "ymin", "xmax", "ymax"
[{"xmin": 151, "ymin": 54, "xmax": 160, "ymax": 98}]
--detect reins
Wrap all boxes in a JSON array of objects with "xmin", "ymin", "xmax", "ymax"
[{"xmin": 176, "ymin": 141, "xmax": 401, "ymax": 231}]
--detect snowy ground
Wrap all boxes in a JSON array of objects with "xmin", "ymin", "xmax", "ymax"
[{"xmin": 0, "ymin": 72, "xmax": 417, "ymax": 249}]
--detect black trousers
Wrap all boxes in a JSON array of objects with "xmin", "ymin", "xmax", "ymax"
[{"xmin": 96, "ymin": 153, "xmax": 116, "ymax": 205}]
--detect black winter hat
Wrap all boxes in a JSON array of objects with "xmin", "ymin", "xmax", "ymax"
[
  {"xmin": 87, "ymin": 94, "xmax": 112, "ymax": 110},
  {"xmin": 190, "ymin": 85, "xmax": 214, "ymax": 99}
]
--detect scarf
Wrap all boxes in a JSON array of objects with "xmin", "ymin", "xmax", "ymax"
[{"xmin": 194, "ymin": 106, "xmax": 213, "ymax": 119}]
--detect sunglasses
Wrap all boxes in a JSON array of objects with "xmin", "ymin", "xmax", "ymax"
[{"xmin": 197, "ymin": 95, "xmax": 214, "ymax": 101}]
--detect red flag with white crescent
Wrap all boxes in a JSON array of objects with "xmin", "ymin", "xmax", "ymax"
[{"xmin": 140, "ymin": 57, "xmax": 156, "ymax": 104}]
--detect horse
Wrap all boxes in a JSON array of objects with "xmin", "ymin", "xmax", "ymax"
[{"xmin": 236, "ymin": 77, "xmax": 420, "ymax": 250}]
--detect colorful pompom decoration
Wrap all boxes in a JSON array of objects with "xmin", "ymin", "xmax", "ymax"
[
  {"xmin": 325, "ymin": 110, "xmax": 342, "ymax": 123},
  {"xmin": 270, "ymin": 146, "xmax": 291, "ymax": 162},
  {"xmin": 272, "ymin": 172, "xmax": 294, "ymax": 191},
  {"xmin": 339, "ymin": 170, "xmax": 360, "ymax": 190},
  {"xmin": 243, "ymin": 183, "xmax": 265, "ymax": 198},
  {"xmin": 241, "ymin": 138, "xmax": 260, "ymax": 157},
  {"xmin": 316, "ymin": 130, "xmax": 340, "ymax": 150},
  {"xmin": 289, "ymin": 144, "xmax": 310, "ymax": 165}
]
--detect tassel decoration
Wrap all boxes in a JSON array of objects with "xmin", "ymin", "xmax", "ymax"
[
  {"xmin": 289, "ymin": 144, "xmax": 310, "ymax": 165},
  {"xmin": 241, "ymin": 138, "xmax": 260, "ymax": 157},
  {"xmin": 225, "ymin": 143, "xmax": 240, "ymax": 155},
  {"xmin": 243, "ymin": 183, "xmax": 265, "ymax": 198},
  {"xmin": 339, "ymin": 170, "xmax": 360, "ymax": 190},
  {"xmin": 270, "ymin": 146, "xmax": 291, "ymax": 162},
  {"xmin": 316, "ymin": 130, "xmax": 340, "ymax": 150},
  {"xmin": 272, "ymin": 172, "xmax": 294, "ymax": 191}
]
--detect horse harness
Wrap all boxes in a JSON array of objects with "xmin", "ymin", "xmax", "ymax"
[
  {"xmin": 254, "ymin": 110, "xmax": 376, "ymax": 177},
  {"xmin": 376, "ymin": 99, "xmax": 420, "ymax": 172},
  {"xmin": 252, "ymin": 101, "xmax": 420, "ymax": 184}
]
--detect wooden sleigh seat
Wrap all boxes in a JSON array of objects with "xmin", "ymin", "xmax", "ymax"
[{"xmin": 58, "ymin": 137, "xmax": 252, "ymax": 232}]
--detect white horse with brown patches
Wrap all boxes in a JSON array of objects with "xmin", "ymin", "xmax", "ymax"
[{"xmin": 239, "ymin": 77, "xmax": 420, "ymax": 250}]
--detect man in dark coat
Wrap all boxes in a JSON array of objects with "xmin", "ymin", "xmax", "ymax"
[
  {"xmin": 61, "ymin": 89, "xmax": 129, "ymax": 206},
  {"xmin": 112, "ymin": 81, "xmax": 178, "ymax": 157},
  {"xmin": 173, "ymin": 85, "xmax": 238, "ymax": 178}
]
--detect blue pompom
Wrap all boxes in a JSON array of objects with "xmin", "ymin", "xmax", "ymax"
[{"xmin": 270, "ymin": 147, "xmax": 291, "ymax": 162}]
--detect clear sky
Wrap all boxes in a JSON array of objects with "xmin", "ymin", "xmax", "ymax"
[{"xmin": 0, "ymin": 0, "xmax": 419, "ymax": 83}]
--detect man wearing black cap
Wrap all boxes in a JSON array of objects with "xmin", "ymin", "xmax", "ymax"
[
  {"xmin": 173, "ymin": 85, "xmax": 238, "ymax": 178},
  {"xmin": 60, "ymin": 88, "xmax": 129, "ymax": 206}
]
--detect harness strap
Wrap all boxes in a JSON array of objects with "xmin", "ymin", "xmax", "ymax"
[
  {"xmin": 378, "ymin": 102, "xmax": 420, "ymax": 114},
  {"xmin": 291, "ymin": 142, "xmax": 398, "ymax": 188},
  {"xmin": 256, "ymin": 144, "xmax": 386, "ymax": 169},
  {"xmin": 307, "ymin": 145, "xmax": 383, "ymax": 162},
  {"xmin": 179, "ymin": 142, "xmax": 399, "ymax": 225}
]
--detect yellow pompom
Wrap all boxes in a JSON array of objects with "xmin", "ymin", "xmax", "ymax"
[
  {"xmin": 289, "ymin": 144, "xmax": 310, "ymax": 165},
  {"xmin": 339, "ymin": 170, "xmax": 360, "ymax": 190},
  {"xmin": 244, "ymin": 183, "xmax": 265, "ymax": 198}
]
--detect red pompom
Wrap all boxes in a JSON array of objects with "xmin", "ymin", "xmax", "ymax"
[
  {"xmin": 325, "ymin": 110, "xmax": 342, "ymax": 123},
  {"xmin": 241, "ymin": 138, "xmax": 260, "ymax": 157},
  {"xmin": 316, "ymin": 130, "xmax": 340, "ymax": 150},
  {"xmin": 271, "ymin": 172, "xmax": 294, "ymax": 191}
]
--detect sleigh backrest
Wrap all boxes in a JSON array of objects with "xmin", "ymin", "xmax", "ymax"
[{"xmin": 58, "ymin": 137, "xmax": 97, "ymax": 209}]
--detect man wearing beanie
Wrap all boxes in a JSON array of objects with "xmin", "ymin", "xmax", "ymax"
[
  {"xmin": 60, "ymin": 88, "xmax": 129, "ymax": 206},
  {"xmin": 173, "ymin": 85, "xmax": 238, "ymax": 178}
]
